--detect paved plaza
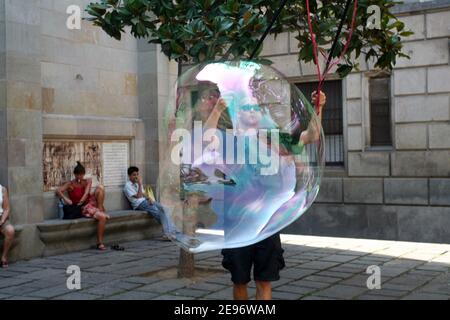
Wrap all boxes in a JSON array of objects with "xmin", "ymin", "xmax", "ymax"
[{"xmin": 0, "ymin": 235, "xmax": 449, "ymax": 300}]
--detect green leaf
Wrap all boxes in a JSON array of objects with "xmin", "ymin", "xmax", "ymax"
[
  {"xmin": 85, "ymin": 0, "xmax": 410, "ymax": 72},
  {"xmin": 299, "ymin": 43, "xmax": 314, "ymax": 62},
  {"xmin": 253, "ymin": 58, "xmax": 273, "ymax": 65},
  {"xmin": 399, "ymin": 31, "xmax": 414, "ymax": 37},
  {"xmin": 336, "ymin": 64, "xmax": 353, "ymax": 78},
  {"xmin": 136, "ymin": 22, "xmax": 147, "ymax": 36},
  {"xmin": 170, "ymin": 40, "xmax": 185, "ymax": 55}
]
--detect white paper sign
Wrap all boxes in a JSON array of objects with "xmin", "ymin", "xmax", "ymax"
[{"xmin": 102, "ymin": 142, "xmax": 129, "ymax": 187}]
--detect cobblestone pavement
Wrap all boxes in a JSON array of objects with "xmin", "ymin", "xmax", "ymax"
[{"xmin": 0, "ymin": 235, "xmax": 449, "ymax": 300}]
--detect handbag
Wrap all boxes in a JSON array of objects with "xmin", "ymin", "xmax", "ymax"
[
  {"xmin": 63, "ymin": 205, "xmax": 83, "ymax": 220},
  {"xmin": 143, "ymin": 185, "xmax": 156, "ymax": 203}
]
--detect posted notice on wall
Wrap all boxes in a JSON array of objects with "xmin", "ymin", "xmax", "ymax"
[
  {"xmin": 43, "ymin": 140, "xmax": 130, "ymax": 191},
  {"xmin": 102, "ymin": 142, "xmax": 129, "ymax": 187}
]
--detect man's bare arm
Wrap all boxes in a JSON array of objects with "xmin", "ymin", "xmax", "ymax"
[
  {"xmin": 204, "ymin": 98, "xmax": 227, "ymax": 131},
  {"xmin": 300, "ymin": 91, "xmax": 326, "ymax": 146},
  {"xmin": 136, "ymin": 177, "xmax": 144, "ymax": 199}
]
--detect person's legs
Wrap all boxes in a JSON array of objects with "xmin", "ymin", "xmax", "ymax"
[
  {"xmin": 255, "ymin": 281, "xmax": 272, "ymax": 300},
  {"xmin": 137, "ymin": 200, "xmax": 163, "ymax": 224},
  {"xmin": 253, "ymin": 233, "xmax": 285, "ymax": 301},
  {"xmin": 94, "ymin": 212, "xmax": 107, "ymax": 249},
  {"xmin": 154, "ymin": 202, "xmax": 165, "ymax": 214},
  {"xmin": 94, "ymin": 185, "xmax": 107, "ymax": 214},
  {"xmin": 222, "ymin": 246, "xmax": 253, "ymax": 300},
  {"xmin": 234, "ymin": 283, "xmax": 249, "ymax": 300},
  {"xmin": 1, "ymin": 224, "xmax": 15, "ymax": 266}
]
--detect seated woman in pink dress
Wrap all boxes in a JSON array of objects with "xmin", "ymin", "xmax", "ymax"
[{"xmin": 56, "ymin": 162, "xmax": 110, "ymax": 250}]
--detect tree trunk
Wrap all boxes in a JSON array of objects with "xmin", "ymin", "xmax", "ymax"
[
  {"xmin": 177, "ymin": 60, "xmax": 196, "ymax": 279},
  {"xmin": 178, "ymin": 248, "xmax": 195, "ymax": 278}
]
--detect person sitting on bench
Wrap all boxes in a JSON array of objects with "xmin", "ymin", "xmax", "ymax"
[{"xmin": 56, "ymin": 161, "xmax": 110, "ymax": 251}]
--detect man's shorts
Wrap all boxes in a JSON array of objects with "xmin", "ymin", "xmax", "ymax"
[{"xmin": 221, "ymin": 233, "xmax": 285, "ymax": 284}]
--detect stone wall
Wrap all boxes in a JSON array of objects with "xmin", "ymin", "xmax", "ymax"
[
  {"xmin": 260, "ymin": 2, "xmax": 450, "ymax": 243},
  {"xmin": 39, "ymin": 0, "xmax": 148, "ymax": 217},
  {"xmin": 0, "ymin": 0, "xmax": 45, "ymax": 259},
  {"xmin": 0, "ymin": 0, "xmax": 6, "ymax": 185},
  {"xmin": 0, "ymin": 0, "xmax": 163, "ymax": 260},
  {"xmin": 137, "ymin": 40, "xmax": 178, "ymax": 195}
]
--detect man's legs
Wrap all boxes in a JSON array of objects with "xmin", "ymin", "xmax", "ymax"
[
  {"xmin": 255, "ymin": 281, "xmax": 272, "ymax": 300},
  {"xmin": 253, "ymin": 234, "xmax": 285, "ymax": 301},
  {"xmin": 138, "ymin": 200, "xmax": 163, "ymax": 224},
  {"xmin": 234, "ymin": 283, "xmax": 249, "ymax": 300},
  {"xmin": 222, "ymin": 246, "xmax": 253, "ymax": 300}
]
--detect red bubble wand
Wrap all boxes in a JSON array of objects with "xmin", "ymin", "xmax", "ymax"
[
  {"xmin": 305, "ymin": 0, "xmax": 359, "ymax": 113},
  {"xmin": 251, "ymin": 0, "xmax": 359, "ymax": 114}
]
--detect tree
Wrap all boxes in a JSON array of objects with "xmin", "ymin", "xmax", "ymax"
[
  {"xmin": 86, "ymin": 0, "xmax": 412, "ymax": 76},
  {"xmin": 86, "ymin": 0, "xmax": 411, "ymax": 278}
]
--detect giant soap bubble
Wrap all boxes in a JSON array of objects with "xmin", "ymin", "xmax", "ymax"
[{"xmin": 158, "ymin": 60, "xmax": 324, "ymax": 253}]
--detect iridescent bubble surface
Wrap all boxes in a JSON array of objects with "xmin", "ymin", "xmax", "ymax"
[{"xmin": 158, "ymin": 60, "xmax": 324, "ymax": 253}]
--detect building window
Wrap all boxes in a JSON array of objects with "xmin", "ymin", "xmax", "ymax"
[
  {"xmin": 296, "ymin": 80, "xmax": 344, "ymax": 166},
  {"xmin": 369, "ymin": 75, "xmax": 392, "ymax": 146}
]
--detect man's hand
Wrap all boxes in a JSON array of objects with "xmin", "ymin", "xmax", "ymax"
[
  {"xmin": 312, "ymin": 91, "xmax": 327, "ymax": 111},
  {"xmin": 300, "ymin": 90, "xmax": 327, "ymax": 146},
  {"xmin": 214, "ymin": 98, "xmax": 227, "ymax": 113}
]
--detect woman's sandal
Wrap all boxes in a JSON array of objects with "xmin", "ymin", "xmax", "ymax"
[
  {"xmin": 1, "ymin": 260, "xmax": 9, "ymax": 268},
  {"xmin": 96, "ymin": 243, "xmax": 107, "ymax": 251}
]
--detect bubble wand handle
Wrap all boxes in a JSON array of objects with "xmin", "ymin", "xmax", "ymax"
[{"xmin": 306, "ymin": 0, "xmax": 358, "ymax": 113}]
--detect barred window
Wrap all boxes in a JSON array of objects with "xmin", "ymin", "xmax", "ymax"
[{"xmin": 295, "ymin": 80, "xmax": 344, "ymax": 166}]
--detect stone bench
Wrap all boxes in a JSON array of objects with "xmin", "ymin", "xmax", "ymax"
[{"xmin": 36, "ymin": 210, "xmax": 162, "ymax": 256}]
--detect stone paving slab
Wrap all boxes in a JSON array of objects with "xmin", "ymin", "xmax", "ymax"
[
  {"xmin": 401, "ymin": 292, "xmax": 449, "ymax": 300},
  {"xmin": 314, "ymin": 284, "xmax": 369, "ymax": 299},
  {"xmin": 275, "ymin": 284, "xmax": 317, "ymax": 295},
  {"xmin": 6, "ymin": 296, "xmax": 44, "ymax": 300},
  {"xmin": 0, "ymin": 235, "xmax": 449, "ymax": 300},
  {"xmin": 104, "ymin": 291, "xmax": 159, "ymax": 300},
  {"xmin": 337, "ymin": 274, "xmax": 370, "ymax": 287},
  {"xmin": 358, "ymin": 288, "xmax": 408, "ymax": 298},
  {"xmin": 356, "ymin": 294, "xmax": 393, "ymax": 300},
  {"xmin": 272, "ymin": 290, "xmax": 304, "ymax": 300},
  {"xmin": 56, "ymin": 292, "xmax": 102, "ymax": 300},
  {"xmin": 172, "ymin": 288, "xmax": 210, "ymax": 298},
  {"xmin": 289, "ymin": 279, "xmax": 332, "ymax": 290},
  {"xmin": 27, "ymin": 285, "xmax": 74, "ymax": 299},
  {"xmin": 0, "ymin": 284, "xmax": 44, "ymax": 296},
  {"xmin": 303, "ymin": 275, "xmax": 342, "ymax": 284}
]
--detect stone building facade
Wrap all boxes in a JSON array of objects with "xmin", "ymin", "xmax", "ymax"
[
  {"xmin": 0, "ymin": 0, "xmax": 175, "ymax": 260},
  {"xmin": 0, "ymin": 0, "xmax": 449, "ymax": 260},
  {"xmin": 265, "ymin": 0, "xmax": 450, "ymax": 243}
]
